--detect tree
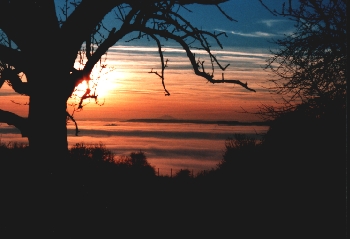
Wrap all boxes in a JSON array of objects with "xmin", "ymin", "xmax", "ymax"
[
  {"xmin": 116, "ymin": 151, "xmax": 151, "ymax": 167},
  {"xmin": 258, "ymin": 0, "xmax": 346, "ymax": 117},
  {"xmin": 0, "ymin": 0, "xmax": 256, "ymax": 164},
  {"xmin": 115, "ymin": 151, "xmax": 156, "ymax": 177},
  {"xmin": 256, "ymin": 2, "xmax": 347, "ymax": 236},
  {"xmin": 257, "ymin": 0, "xmax": 347, "ymax": 159}
]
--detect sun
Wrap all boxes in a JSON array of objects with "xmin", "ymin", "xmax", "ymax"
[
  {"xmin": 90, "ymin": 78, "xmax": 112, "ymax": 98},
  {"xmin": 72, "ymin": 68, "xmax": 126, "ymax": 101},
  {"xmin": 91, "ymin": 70, "xmax": 128, "ymax": 98}
]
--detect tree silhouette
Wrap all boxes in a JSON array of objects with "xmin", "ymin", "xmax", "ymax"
[
  {"xmin": 115, "ymin": 151, "xmax": 156, "ymax": 177},
  {"xmin": 0, "ymin": 0, "xmax": 256, "ymax": 162},
  {"xmin": 258, "ymin": 0, "xmax": 346, "ymax": 117},
  {"xmin": 257, "ymin": 0, "xmax": 346, "ymax": 162},
  {"xmin": 256, "ymin": 1, "xmax": 347, "ymax": 236}
]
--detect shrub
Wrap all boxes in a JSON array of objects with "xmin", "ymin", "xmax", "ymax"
[
  {"xmin": 0, "ymin": 141, "xmax": 29, "ymax": 160},
  {"xmin": 69, "ymin": 142, "xmax": 115, "ymax": 163},
  {"xmin": 218, "ymin": 134, "xmax": 260, "ymax": 171},
  {"xmin": 115, "ymin": 151, "xmax": 156, "ymax": 177},
  {"xmin": 174, "ymin": 169, "xmax": 192, "ymax": 179}
]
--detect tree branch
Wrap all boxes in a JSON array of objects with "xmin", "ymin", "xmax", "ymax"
[
  {"xmin": 140, "ymin": 27, "xmax": 256, "ymax": 92},
  {"xmin": 148, "ymin": 34, "xmax": 170, "ymax": 96},
  {"xmin": 82, "ymin": 8, "xmax": 138, "ymax": 76},
  {"xmin": 60, "ymin": 0, "xmax": 228, "ymax": 63},
  {"xmin": 66, "ymin": 111, "xmax": 80, "ymax": 136},
  {"xmin": 0, "ymin": 68, "xmax": 30, "ymax": 95},
  {"xmin": 0, "ymin": 44, "xmax": 26, "ymax": 72},
  {"xmin": 0, "ymin": 109, "xmax": 28, "ymax": 137},
  {"xmin": 60, "ymin": 0, "xmax": 121, "ymax": 58}
]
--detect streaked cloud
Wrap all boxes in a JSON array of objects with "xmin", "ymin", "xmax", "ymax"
[
  {"xmin": 230, "ymin": 31, "xmax": 276, "ymax": 38},
  {"xmin": 259, "ymin": 19, "xmax": 287, "ymax": 27},
  {"xmin": 0, "ymin": 91, "xmax": 18, "ymax": 97}
]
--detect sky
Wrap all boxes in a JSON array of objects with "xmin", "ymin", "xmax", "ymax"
[
  {"xmin": 0, "ymin": 0, "xmax": 296, "ymax": 122},
  {"xmin": 0, "ymin": 0, "xmax": 297, "ymax": 174}
]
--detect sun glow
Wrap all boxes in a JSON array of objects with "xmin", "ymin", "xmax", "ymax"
[{"xmin": 72, "ymin": 68, "xmax": 127, "ymax": 101}]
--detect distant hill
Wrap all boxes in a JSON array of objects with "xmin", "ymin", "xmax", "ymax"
[
  {"xmin": 124, "ymin": 118, "xmax": 270, "ymax": 126},
  {"xmin": 158, "ymin": 115, "xmax": 176, "ymax": 120}
]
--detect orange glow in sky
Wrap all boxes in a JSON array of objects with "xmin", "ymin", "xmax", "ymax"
[
  {"xmin": 0, "ymin": 46, "xmax": 278, "ymax": 122},
  {"xmin": 65, "ymin": 46, "xmax": 276, "ymax": 122}
]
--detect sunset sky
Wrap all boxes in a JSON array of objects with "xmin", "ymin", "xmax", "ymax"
[
  {"xmin": 0, "ymin": 0, "xmax": 296, "ymax": 122},
  {"xmin": 0, "ymin": 0, "xmax": 297, "ymax": 174}
]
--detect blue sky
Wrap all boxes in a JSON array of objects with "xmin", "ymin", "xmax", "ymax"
[
  {"xmin": 55, "ymin": 0, "xmax": 295, "ymax": 51},
  {"xmin": 95, "ymin": 0, "xmax": 296, "ymax": 51},
  {"xmin": 176, "ymin": 0, "xmax": 296, "ymax": 50}
]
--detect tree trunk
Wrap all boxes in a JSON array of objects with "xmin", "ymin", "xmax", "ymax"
[
  {"xmin": 27, "ymin": 75, "xmax": 70, "ymax": 170},
  {"xmin": 24, "ymin": 75, "xmax": 72, "ymax": 231}
]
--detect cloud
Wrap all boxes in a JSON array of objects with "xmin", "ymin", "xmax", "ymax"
[
  {"xmin": 215, "ymin": 28, "xmax": 277, "ymax": 38},
  {"xmin": 259, "ymin": 19, "xmax": 287, "ymax": 27},
  {"xmin": 0, "ymin": 127, "xmax": 22, "ymax": 134},
  {"xmin": 230, "ymin": 31, "xmax": 276, "ymax": 38},
  {"xmin": 0, "ymin": 92, "xmax": 18, "ymax": 96},
  {"xmin": 67, "ymin": 127, "xmax": 242, "ymax": 140}
]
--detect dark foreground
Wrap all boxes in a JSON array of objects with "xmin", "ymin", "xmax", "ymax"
[
  {"xmin": 0, "ymin": 153, "xmax": 346, "ymax": 238},
  {"xmin": 0, "ymin": 102, "xmax": 347, "ymax": 238}
]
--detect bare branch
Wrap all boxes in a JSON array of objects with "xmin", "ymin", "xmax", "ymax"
[
  {"xmin": 0, "ymin": 109, "xmax": 28, "ymax": 137},
  {"xmin": 10, "ymin": 100, "xmax": 29, "ymax": 105},
  {"xmin": 82, "ymin": 7, "xmax": 138, "ymax": 76},
  {"xmin": 0, "ymin": 68, "xmax": 30, "ymax": 95},
  {"xmin": 216, "ymin": 4, "xmax": 237, "ymax": 22},
  {"xmin": 258, "ymin": 0, "xmax": 278, "ymax": 16},
  {"xmin": 140, "ymin": 27, "xmax": 256, "ymax": 92},
  {"xmin": 262, "ymin": 0, "xmax": 346, "ymax": 104},
  {"xmin": 0, "ymin": 44, "xmax": 26, "ymax": 71},
  {"xmin": 66, "ymin": 111, "xmax": 80, "ymax": 136},
  {"xmin": 148, "ymin": 34, "xmax": 170, "ymax": 96}
]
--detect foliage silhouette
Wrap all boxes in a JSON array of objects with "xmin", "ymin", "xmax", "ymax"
[
  {"xmin": 69, "ymin": 142, "xmax": 115, "ymax": 163},
  {"xmin": 0, "ymin": 141, "xmax": 240, "ymax": 237},
  {"xmin": 115, "ymin": 150, "xmax": 156, "ymax": 177},
  {"xmin": 258, "ymin": 0, "xmax": 346, "ymax": 118},
  {"xmin": 0, "ymin": 128, "xmax": 346, "ymax": 238},
  {"xmin": 173, "ymin": 169, "xmax": 193, "ymax": 182},
  {"xmin": 253, "ymin": 3, "xmax": 347, "ymax": 235},
  {"xmin": 219, "ymin": 134, "xmax": 260, "ymax": 167},
  {"xmin": 0, "ymin": 141, "xmax": 29, "ymax": 160}
]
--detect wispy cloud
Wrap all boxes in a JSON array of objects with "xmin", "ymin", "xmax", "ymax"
[
  {"xmin": 215, "ymin": 28, "xmax": 277, "ymax": 38},
  {"xmin": 230, "ymin": 31, "xmax": 276, "ymax": 38},
  {"xmin": 259, "ymin": 19, "xmax": 287, "ymax": 27}
]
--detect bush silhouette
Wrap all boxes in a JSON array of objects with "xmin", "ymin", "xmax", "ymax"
[
  {"xmin": 219, "ymin": 134, "xmax": 260, "ymax": 168},
  {"xmin": 0, "ymin": 141, "xmax": 29, "ymax": 160},
  {"xmin": 115, "ymin": 151, "xmax": 156, "ymax": 177},
  {"xmin": 215, "ymin": 134, "xmax": 263, "ymax": 183},
  {"xmin": 174, "ymin": 169, "xmax": 192, "ymax": 179},
  {"xmin": 69, "ymin": 142, "xmax": 115, "ymax": 163}
]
